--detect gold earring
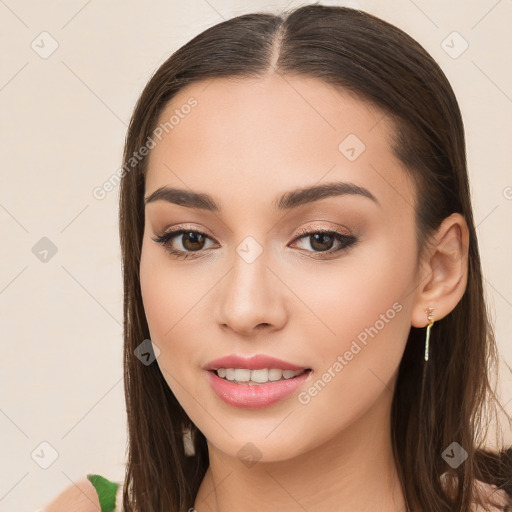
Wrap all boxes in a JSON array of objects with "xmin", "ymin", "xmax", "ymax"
[{"xmin": 424, "ymin": 306, "xmax": 434, "ymax": 362}]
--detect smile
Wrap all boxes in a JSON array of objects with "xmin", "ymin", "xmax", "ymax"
[
  {"xmin": 215, "ymin": 368, "xmax": 308, "ymax": 385},
  {"xmin": 206, "ymin": 368, "xmax": 312, "ymax": 408}
]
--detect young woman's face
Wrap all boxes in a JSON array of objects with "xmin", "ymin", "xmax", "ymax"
[{"xmin": 140, "ymin": 75, "xmax": 421, "ymax": 462}]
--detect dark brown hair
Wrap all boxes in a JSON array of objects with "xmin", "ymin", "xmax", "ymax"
[{"xmin": 118, "ymin": 4, "xmax": 511, "ymax": 511}]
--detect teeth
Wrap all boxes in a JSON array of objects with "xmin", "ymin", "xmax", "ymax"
[{"xmin": 215, "ymin": 368, "xmax": 307, "ymax": 384}]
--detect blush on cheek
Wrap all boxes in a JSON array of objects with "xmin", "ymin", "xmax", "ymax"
[
  {"xmin": 139, "ymin": 264, "xmax": 208, "ymax": 361},
  {"xmin": 308, "ymin": 277, "xmax": 407, "ymax": 377}
]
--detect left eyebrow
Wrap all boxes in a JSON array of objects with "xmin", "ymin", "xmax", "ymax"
[
  {"xmin": 144, "ymin": 181, "xmax": 380, "ymax": 211},
  {"xmin": 274, "ymin": 181, "xmax": 380, "ymax": 210}
]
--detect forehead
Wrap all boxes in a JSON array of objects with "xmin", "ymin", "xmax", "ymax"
[{"xmin": 145, "ymin": 74, "xmax": 416, "ymax": 215}]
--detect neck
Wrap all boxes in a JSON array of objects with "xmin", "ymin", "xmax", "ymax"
[{"xmin": 193, "ymin": 388, "xmax": 410, "ymax": 512}]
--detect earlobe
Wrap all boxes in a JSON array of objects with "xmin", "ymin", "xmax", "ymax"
[{"xmin": 411, "ymin": 213, "xmax": 469, "ymax": 328}]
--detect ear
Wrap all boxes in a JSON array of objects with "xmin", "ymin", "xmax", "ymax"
[{"xmin": 411, "ymin": 213, "xmax": 470, "ymax": 328}]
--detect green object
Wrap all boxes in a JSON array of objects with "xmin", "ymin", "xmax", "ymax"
[{"xmin": 86, "ymin": 474, "xmax": 119, "ymax": 512}]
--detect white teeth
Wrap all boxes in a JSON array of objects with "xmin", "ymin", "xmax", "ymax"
[
  {"xmin": 268, "ymin": 369, "xmax": 282, "ymax": 381},
  {"xmin": 234, "ymin": 369, "xmax": 251, "ymax": 382},
  {"xmin": 282, "ymin": 369, "xmax": 301, "ymax": 379},
  {"xmin": 252, "ymin": 369, "xmax": 269, "ymax": 383},
  {"xmin": 215, "ymin": 368, "xmax": 307, "ymax": 384}
]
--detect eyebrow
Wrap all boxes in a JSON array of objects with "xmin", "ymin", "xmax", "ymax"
[{"xmin": 144, "ymin": 181, "xmax": 380, "ymax": 211}]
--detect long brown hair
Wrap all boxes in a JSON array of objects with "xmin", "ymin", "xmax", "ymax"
[{"xmin": 118, "ymin": 5, "xmax": 511, "ymax": 511}]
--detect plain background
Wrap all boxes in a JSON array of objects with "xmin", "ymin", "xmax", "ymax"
[{"xmin": 0, "ymin": 1, "xmax": 511, "ymax": 510}]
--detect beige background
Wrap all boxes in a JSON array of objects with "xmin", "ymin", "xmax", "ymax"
[{"xmin": 0, "ymin": 1, "xmax": 510, "ymax": 510}]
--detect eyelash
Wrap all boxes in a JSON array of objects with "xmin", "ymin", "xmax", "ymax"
[{"xmin": 151, "ymin": 225, "xmax": 359, "ymax": 260}]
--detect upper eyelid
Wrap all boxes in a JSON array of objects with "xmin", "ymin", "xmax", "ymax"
[
  {"xmin": 152, "ymin": 225, "xmax": 358, "ymax": 262},
  {"xmin": 155, "ymin": 225, "xmax": 350, "ymax": 242},
  {"xmin": 154, "ymin": 225, "xmax": 353, "ymax": 250},
  {"xmin": 161, "ymin": 225, "xmax": 217, "ymax": 242}
]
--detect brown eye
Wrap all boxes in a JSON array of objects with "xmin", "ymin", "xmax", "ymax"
[
  {"xmin": 152, "ymin": 226, "xmax": 358, "ymax": 261},
  {"xmin": 291, "ymin": 228, "xmax": 359, "ymax": 257},
  {"xmin": 181, "ymin": 232, "xmax": 206, "ymax": 251},
  {"xmin": 308, "ymin": 232, "xmax": 336, "ymax": 252},
  {"xmin": 152, "ymin": 228, "xmax": 216, "ymax": 259}
]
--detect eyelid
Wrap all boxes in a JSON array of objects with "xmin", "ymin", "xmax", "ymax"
[
  {"xmin": 155, "ymin": 223, "xmax": 216, "ymax": 240},
  {"xmin": 154, "ymin": 222, "xmax": 351, "ymax": 243},
  {"xmin": 152, "ymin": 222, "xmax": 358, "ymax": 259},
  {"xmin": 293, "ymin": 223, "xmax": 352, "ymax": 238}
]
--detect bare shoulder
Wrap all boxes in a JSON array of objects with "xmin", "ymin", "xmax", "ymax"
[
  {"xmin": 42, "ymin": 477, "xmax": 100, "ymax": 512},
  {"xmin": 472, "ymin": 479, "xmax": 511, "ymax": 511}
]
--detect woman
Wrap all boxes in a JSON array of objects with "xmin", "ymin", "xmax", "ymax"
[{"xmin": 43, "ymin": 4, "xmax": 511, "ymax": 511}]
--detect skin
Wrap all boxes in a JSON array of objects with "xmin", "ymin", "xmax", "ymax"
[
  {"xmin": 43, "ymin": 478, "xmax": 100, "ymax": 511},
  {"xmin": 140, "ymin": 73, "xmax": 469, "ymax": 512}
]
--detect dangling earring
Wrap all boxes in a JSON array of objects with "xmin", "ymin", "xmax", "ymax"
[
  {"xmin": 424, "ymin": 306, "xmax": 434, "ymax": 362},
  {"xmin": 183, "ymin": 425, "xmax": 196, "ymax": 457}
]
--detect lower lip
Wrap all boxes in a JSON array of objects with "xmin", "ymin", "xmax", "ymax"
[{"xmin": 206, "ymin": 370, "xmax": 312, "ymax": 409}]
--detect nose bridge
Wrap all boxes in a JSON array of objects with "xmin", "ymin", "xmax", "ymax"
[{"xmin": 215, "ymin": 233, "xmax": 287, "ymax": 333}]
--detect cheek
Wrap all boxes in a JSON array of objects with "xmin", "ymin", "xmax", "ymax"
[
  {"xmin": 303, "ymin": 241, "xmax": 411, "ymax": 330},
  {"xmin": 140, "ymin": 245, "xmax": 170, "ymax": 340},
  {"xmin": 140, "ymin": 238, "xmax": 203, "ymax": 338},
  {"xmin": 290, "ymin": 235, "xmax": 416, "ymax": 384},
  {"xmin": 287, "ymin": 241, "xmax": 415, "ymax": 444},
  {"xmin": 139, "ymin": 239, "xmax": 214, "ymax": 387},
  {"xmin": 139, "ymin": 246, "xmax": 209, "ymax": 413}
]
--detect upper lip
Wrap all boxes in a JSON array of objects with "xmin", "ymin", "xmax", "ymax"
[{"xmin": 203, "ymin": 354, "xmax": 310, "ymax": 371}]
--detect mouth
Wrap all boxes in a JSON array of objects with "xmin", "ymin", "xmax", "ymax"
[
  {"xmin": 206, "ymin": 367, "xmax": 313, "ymax": 408},
  {"xmin": 209, "ymin": 368, "xmax": 312, "ymax": 386}
]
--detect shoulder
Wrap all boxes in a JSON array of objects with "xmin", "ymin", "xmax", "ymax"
[
  {"xmin": 42, "ymin": 477, "xmax": 100, "ymax": 512},
  {"xmin": 441, "ymin": 472, "xmax": 511, "ymax": 511},
  {"xmin": 40, "ymin": 474, "xmax": 122, "ymax": 512},
  {"xmin": 472, "ymin": 479, "xmax": 511, "ymax": 511}
]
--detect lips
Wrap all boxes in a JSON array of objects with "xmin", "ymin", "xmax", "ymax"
[
  {"xmin": 206, "ymin": 367, "xmax": 312, "ymax": 408},
  {"xmin": 203, "ymin": 354, "xmax": 310, "ymax": 371}
]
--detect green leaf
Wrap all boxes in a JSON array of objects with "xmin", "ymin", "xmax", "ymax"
[{"xmin": 86, "ymin": 474, "xmax": 119, "ymax": 512}]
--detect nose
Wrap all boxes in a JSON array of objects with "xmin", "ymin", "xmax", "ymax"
[{"xmin": 214, "ymin": 248, "xmax": 288, "ymax": 336}]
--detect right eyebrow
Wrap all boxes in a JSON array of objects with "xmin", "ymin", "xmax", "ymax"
[{"xmin": 144, "ymin": 186, "xmax": 219, "ymax": 211}]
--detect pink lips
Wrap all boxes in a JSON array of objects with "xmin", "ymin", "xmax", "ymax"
[
  {"xmin": 203, "ymin": 354, "xmax": 310, "ymax": 371},
  {"xmin": 203, "ymin": 353, "xmax": 312, "ymax": 409},
  {"xmin": 206, "ymin": 370, "xmax": 311, "ymax": 409}
]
